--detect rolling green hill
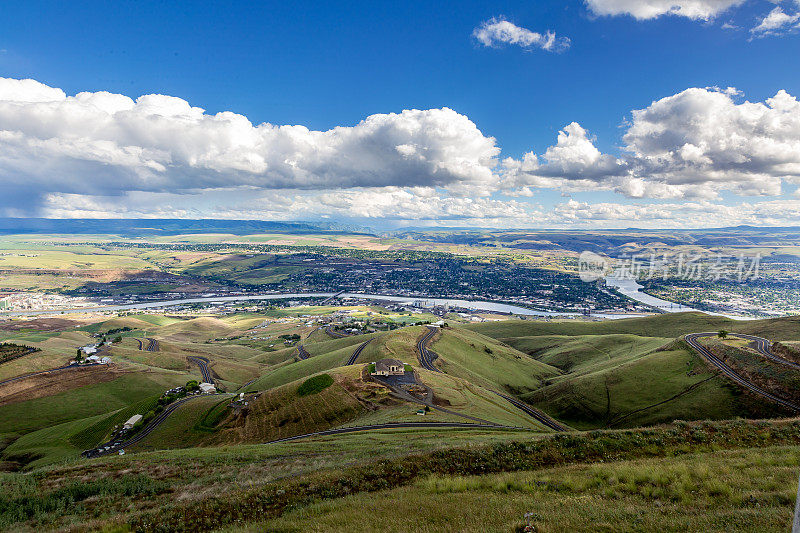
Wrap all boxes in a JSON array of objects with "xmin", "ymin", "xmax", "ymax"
[
  {"xmin": 429, "ymin": 326, "xmax": 560, "ymax": 394},
  {"xmin": 468, "ymin": 312, "xmax": 800, "ymax": 341}
]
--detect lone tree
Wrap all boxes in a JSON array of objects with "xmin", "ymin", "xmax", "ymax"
[{"xmin": 718, "ymin": 330, "xmax": 729, "ymax": 339}]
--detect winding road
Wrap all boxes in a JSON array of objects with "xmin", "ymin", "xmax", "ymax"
[
  {"xmin": 187, "ymin": 356, "xmax": 214, "ymax": 384},
  {"xmin": 145, "ymin": 338, "xmax": 159, "ymax": 352},
  {"xmin": 685, "ymin": 332, "xmax": 800, "ymax": 412},
  {"xmin": 86, "ymin": 393, "xmax": 233, "ymax": 457},
  {"xmin": 324, "ymin": 325, "xmax": 348, "ymax": 339},
  {"xmin": 345, "ymin": 338, "xmax": 373, "ymax": 366},
  {"xmin": 491, "ymin": 391, "xmax": 569, "ymax": 432},
  {"xmin": 416, "ymin": 326, "xmax": 441, "ymax": 372},
  {"xmin": 296, "ymin": 345, "xmax": 310, "ymax": 360},
  {"xmin": 415, "ymin": 326, "xmax": 568, "ymax": 432}
]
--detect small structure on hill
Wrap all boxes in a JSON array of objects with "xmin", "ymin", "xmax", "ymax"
[
  {"xmin": 123, "ymin": 414, "xmax": 142, "ymax": 429},
  {"xmin": 80, "ymin": 344, "xmax": 99, "ymax": 355},
  {"xmin": 372, "ymin": 358, "xmax": 405, "ymax": 376},
  {"xmin": 199, "ymin": 382, "xmax": 216, "ymax": 394}
]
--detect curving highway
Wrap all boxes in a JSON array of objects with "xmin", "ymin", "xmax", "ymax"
[
  {"xmin": 324, "ymin": 325, "xmax": 348, "ymax": 339},
  {"xmin": 685, "ymin": 332, "xmax": 800, "ymax": 412},
  {"xmin": 346, "ymin": 338, "xmax": 373, "ymax": 366},
  {"xmin": 416, "ymin": 326, "xmax": 441, "ymax": 372},
  {"xmin": 492, "ymin": 391, "xmax": 569, "ymax": 432},
  {"xmin": 724, "ymin": 332, "xmax": 800, "ymax": 370},
  {"xmin": 86, "ymin": 393, "xmax": 232, "ymax": 457},
  {"xmin": 187, "ymin": 356, "xmax": 214, "ymax": 384},
  {"xmin": 296, "ymin": 344, "xmax": 310, "ymax": 360},
  {"xmin": 416, "ymin": 326, "xmax": 568, "ymax": 431}
]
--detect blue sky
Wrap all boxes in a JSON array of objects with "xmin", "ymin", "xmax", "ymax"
[{"xmin": 0, "ymin": 0, "xmax": 799, "ymax": 229}]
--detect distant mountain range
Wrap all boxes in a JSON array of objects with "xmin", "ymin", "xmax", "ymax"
[{"xmin": 0, "ymin": 218, "xmax": 373, "ymax": 236}]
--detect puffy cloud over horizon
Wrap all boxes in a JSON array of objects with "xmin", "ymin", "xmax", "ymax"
[
  {"xmin": 2, "ymin": 77, "xmax": 800, "ymax": 229},
  {"xmin": 473, "ymin": 17, "xmax": 570, "ymax": 52},
  {"xmin": 504, "ymin": 87, "xmax": 800, "ymax": 200},
  {"xmin": 584, "ymin": 0, "xmax": 746, "ymax": 20},
  {"xmin": 0, "ymin": 77, "xmax": 500, "ymax": 211}
]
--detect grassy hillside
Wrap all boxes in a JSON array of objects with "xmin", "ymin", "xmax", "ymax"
[
  {"xmin": 0, "ymin": 372, "xmax": 184, "ymax": 436},
  {"xmin": 255, "ymin": 444, "xmax": 799, "ymax": 533},
  {"xmin": 469, "ymin": 312, "xmax": 800, "ymax": 342},
  {"xmin": 430, "ymin": 326, "xmax": 560, "ymax": 394},
  {"xmin": 524, "ymin": 341, "xmax": 782, "ymax": 430},
  {"xmin": 4, "ymin": 418, "xmax": 797, "ymax": 532},
  {"xmin": 132, "ymin": 363, "xmax": 554, "ymax": 453},
  {"xmin": 509, "ymin": 334, "xmax": 670, "ymax": 374}
]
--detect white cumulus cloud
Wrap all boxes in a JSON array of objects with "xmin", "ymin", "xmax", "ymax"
[
  {"xmin": 751, "ymin": 5, "xmax": 800, "ymax": 37},
  {"xmin": 585, "ymin": 0, "xmax": 745, "ymax": 20},
  {"xmin": 504, "ymin": 87, "xmax": 800, "ymax": 200},
  {"xmin": 0, "ymin": 78, "xmax": 501, "ymax": 212},
  {"xmin": 473, "ymin": 17, "xmax": 570, "ymax": 52}
]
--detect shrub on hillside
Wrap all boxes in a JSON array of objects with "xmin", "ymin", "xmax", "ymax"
[{"xmin": 297, "ymin": 374, "xmax": 334, "ymax": 396}]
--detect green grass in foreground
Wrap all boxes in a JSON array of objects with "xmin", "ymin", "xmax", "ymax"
[
  {"xmin": 3, "ymin": 418, "xmax": 800, "ymax": 531},
  {"xmin": 249, "ymin": 445, "xmax": 800, "ymax": 532}
]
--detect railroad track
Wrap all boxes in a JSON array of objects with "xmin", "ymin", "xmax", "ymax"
[
  {"xmin": 685, "ymin": 332, "xmax": 800, "ymax": 412},
  {"xmin": 187, "ymin": 356, "xmax": 213, "ymax": 384},
  {"xmin": 346, "ymin": 338, "xmax": 373, "ymax": 366},
  {"xmin": 263, "ymin": 421, "xmax": 530, "ymax": 444}
]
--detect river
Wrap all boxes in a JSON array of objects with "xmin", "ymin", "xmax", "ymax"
[{"xmin": 0, "ymin": 292, "xmax": 646, "ymax": 320}]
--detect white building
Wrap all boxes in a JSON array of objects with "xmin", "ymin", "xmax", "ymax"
[
  {"xmin": 123, "ymin": 414, "xmax": 142, "ymax": 429},
  {"xmin": 199, "ymin": 382, "xmax": 216, "ymax": 394}
]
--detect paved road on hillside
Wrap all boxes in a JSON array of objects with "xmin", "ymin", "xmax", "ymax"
[
  {"xmin": 296, "ymin": 345, "xmax": 310, "ymax": 360},
  {"xmin": 145, "ymin": 338, "xmax": 159, "ymax": 352},
  {"xmin": 87, "ymin": 393, "xmax": 232, "ymax": 457},
  {"xmin": 325, "ymin": 325, "xmax": 348, "ymax": 339},
  {"xmin": 416, "ymin": 326, "xmax": 441, "ymax": 372},
  {"xmin": 187, "ymin": 356, "xmax": 214, "ymax": 384},
  {"xmin": 685, "ymin": 332, "xmax": 800, "ymax": 412},
  {"xmin": 0, "ymin": 361, "xmax": 104, "ymax": 388},
  {"xmin": 346, "ymin": 338, "xmax": 373, "ymax": 366},
  {"xmin": 726, "ymin": 332, "xmax": 800, "ymax": 370},
  {"xmin": 263, "ymin": 421, "xmax": 531, "ymax": 444},
  {"xmin": 135, "ymin": 338, "xmax": 143, "ymax": 350},
  {"xmin": 415, "ymin": 326, "xmax": 568, "ymax": 432},
  {"xmin": 491, "ymin": 391, "xmax": 570, "ymax": 432}
]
